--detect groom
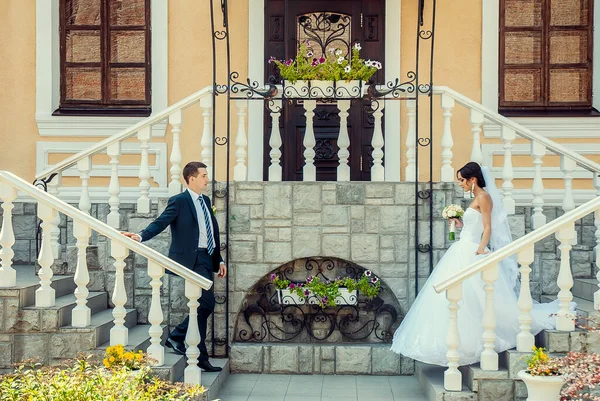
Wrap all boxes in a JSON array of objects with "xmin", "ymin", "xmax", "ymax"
[{"xmin": 121, "ymin": 161, "xmax": 226, "ymax": 372}]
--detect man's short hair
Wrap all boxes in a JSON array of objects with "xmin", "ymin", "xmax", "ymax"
[{"xmin": 183, "ymin": 161, "xmax": 208, "ymax": 184}]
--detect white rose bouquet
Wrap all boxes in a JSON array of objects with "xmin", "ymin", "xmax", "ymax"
[{"xmin": 442, "ymin": 204, "xmax": 465, "ymax": 240}]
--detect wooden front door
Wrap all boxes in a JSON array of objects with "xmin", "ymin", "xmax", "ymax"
[{"xmin": 264, "ymin": 0, "xmax": 385, "ymax": 181}]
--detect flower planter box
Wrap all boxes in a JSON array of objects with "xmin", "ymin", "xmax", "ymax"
[
  {"xmin": 278, "ymin": 288, "xmax": 357, "ymax": 306},
  {"xmin": 335, "ymin": 80, "xmax": 366, "ymax": 98},
  {"xmin": 283, "ymin": 80, "xmax": 309, "ymax": 98},
  {"xmin": 282, "ymin": 80, "xmax": 365, "ymax": 99},
  {"xmin": 518, "ymin": 370, "xmax": 565, "ymax": 401}
]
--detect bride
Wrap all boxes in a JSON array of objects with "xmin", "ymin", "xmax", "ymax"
[{"xmin": 390, "ymin": 162, "xmax": 563, "ymax": 366}]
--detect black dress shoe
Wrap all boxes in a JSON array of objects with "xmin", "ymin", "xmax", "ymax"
[
  {"xmin": 198, "ymin": 360, "xmax": 222, "ymax": 372},
  {"xmin": 164, "ymin": 337, "xmax": 186, "ymax": 355}
]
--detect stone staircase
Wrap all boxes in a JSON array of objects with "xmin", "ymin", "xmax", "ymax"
[{"xmin": 415, "ymin": 277, "xmax": 600, "ymax": 401}]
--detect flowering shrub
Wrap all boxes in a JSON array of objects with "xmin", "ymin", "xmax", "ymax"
[
  {"xmin": 523, "ymin": 346, "xmax": 561, "ymax": 376},
  {"xmin": 104, "ymin": 344, "xmax": 148, "ymax": 370}
]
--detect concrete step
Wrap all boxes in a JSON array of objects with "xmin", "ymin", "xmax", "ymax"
[
  {"xmin": 95, "ymin": 323, "xmax": 168, "ymax": 355},
  {"xmin": 572, "ymin": 278, "xmax": 597, "ymax": 303},
  {"xmin": 3, "ymin": 265, "xmax": 76, "ymax": 307},
  {"xmin": 171, "ymin": 358, "xmax": 229, "ymax": 399},
  {"xmin": 60, "ymin": 308, "xmax": 138, "ymax": 348},
  {"xmin": 459, "ymin": 363, "xmax": 509, "ymax": 392},
  {"xmin": 152, "ymin": 351, "xmax": 187, "ymax": 383},
  {"xmin": 415, "ymin": 362, "xmax": 476, "ymax": 401}
]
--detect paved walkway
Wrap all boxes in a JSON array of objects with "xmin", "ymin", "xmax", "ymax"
[{"xmin": 216, "ymin": 374, "xmax": 427, "ymax": 401}]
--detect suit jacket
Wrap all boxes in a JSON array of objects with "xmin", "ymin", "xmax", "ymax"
[{"xmin": 139, "ymin": 190, "xmax": 223, "ymax": 273}]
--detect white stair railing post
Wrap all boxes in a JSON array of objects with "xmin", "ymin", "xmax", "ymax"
[
  {"xmin": 268, "ymin": 100, "xmax": 283, "ymax": 181},
  {"xmin": 556, "ymin": 222, "xmax": 575, "ymax": 331},
  {"xmin": 337, "ymin": 99, "xmax": 351, "ymax": 181},
  {"xmin": 234, "ymin": 100, "xmax": 249, "ymax": 181},
  {"xmin": 0, "ymin": 183, "xmax": 17, "ymax": 287},
  {"xmin": 531, "ymin": 142, "xmax": 546, "ymax": 229},
  {"xmin": 36, "ymin": 203, "xmax": 57, "ymax": 307},
  {"xmin": 137, "ymin": 127, "xmax": 152, "ymax": 214},
  {"xmin": 110, "ymin": 242, "xmax": 129, "ymax": 345},
  {"xmin": 595, "ymin": 174, "xmax": 600, "ymax": 310},
  {"xmin": 501, "ymin": 126, "xmax": 516, "ymax": 215},
  {"xmin": 303, "ymin": 99, "xmax": 317, "ymax": 182},
  {"xmin": 516, "ymin": 245, "xmax": 535, "ymax": 352},
  {"xmin": 72, "ymin": 220, "xmax": 91, "ymax": 327},
  {"xmin": 184, "ymin": 280, "xmax": 202, "ymax": 385},
  {"xmin": 147, "ymin": 260, "xmax": 165, "ymax": 366},
  {"xmin": 440, "ymin": 93, "xmax": 455, "ymax": 182},
  {"xmin": 405, "ymin": 99, "xmax": 417, "ymax": 181},
  {"xmin": 47, "ymin": 173, "xmax": 62, "ymax": 259},
  {"xmin": 168, "ymin": 110, "xmax": 183, "ymax": 196},
  {"xmin": 200, "ymin": 95, "xmax": 213, "ymax": 179},
  {"xmin": 469, "ymin": 109, "xmax": 484, "ymax": 164},
  {"xmin": 561, "ymin": 156, "xmax": 577, "ymax": 245},
  {"xmin": 371, "ymin": 100, "xmax": 385, "ymax": 181},
  {"xmin": 77, "ymin": 156, "xmax": 92, "ymax": 214},
  {"xmin": 444, "ymin": 283, "xmax": 463, "ymax": 391},
  {"xmin": 480, "ymin": 263, "xmax": 499, "ymax": 371},
  {"xmin": 106, "ymin": 142, "xmax": 121, "ymax": 228}
]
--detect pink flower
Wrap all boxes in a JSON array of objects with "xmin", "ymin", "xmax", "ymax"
[
  {"xmin": 268, "ymin": 56, "xmax": 276, "ymax": 64},
  {"xmin": 270, "ymin": 273, "xmax": 277, "ymax": 280},
  {"xmin": 307, "ymin": 276, "xmax": 314, "ymax": 283},
  {"xmin": 311, "ymin": 58, "xmax": 319, "ymax": 66},
  {"xmin": 304, "ymin": 290, "xmax": 310, "ymax": 297},
  {"xmin": 289, "ymin": 283, "xmax": 296, "ymax": 290},
  {"xmin": 371, "ymin": 277, "xmax": 379, "ymax": 283},
  {"xmin": 319, "ymin": 57, "xmax": 326, "ymax": 64},
  {"xmin": 284, "ymin": 59, "xmax": 293, "ymax": 66}
]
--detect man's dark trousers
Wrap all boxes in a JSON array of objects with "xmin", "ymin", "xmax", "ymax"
[{"xmin": 168, "ymin": 249, "xmax": 215, "ymax": 363}]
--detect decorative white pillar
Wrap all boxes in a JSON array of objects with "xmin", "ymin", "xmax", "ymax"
[
  {"xmin": 337, "ymin": 99, "xmax": 351, "ymax": 181},
  {"xmin": 501, "ymin": 126, "xmax": 516, "ymax": 215},
  {"xmin": 371, "ymin": 101, "xmax": 385, "ymax": 181},
  {"xmin": 106, "ymin": 142, "xmax": 121, "ymax": 229},
  {"xmin": 469, "ymin": 109, "xmax": 484, "ymax": 164},
  {"xmin": 480, "ymin": 263, "xmax": 499, "ymax": 371},
  {"xmin": 184, "ymin": 280, "xmax": 202, "ymax": 385},
  {"xmin": 200, "ymin": 95, "xmax": 213, "ymax": 179},
  {"xmin": 36, "ymin": 203, "xmax": 57, "ymax": 307},
  {"xmin": 444, "ymin": 283, "xmax": 463, "ymax": 391},
  {"xmin": 147, "ymin": 260, "xmax": 165, "ymax": 366},
  {"xmin": 440, "ymin": 94, "xmax": 455, "ymax": 182},
  {"xmin": 72, "ymin": 220, "xmax": 91, "ymax": 327},
  {"xmin": 594, "ymin": 174, "xmax": 600, "ymax": 310},
  {"xmin": 268, "ymin": 100, "xmax": 283, "ymax": 181},
  {"xmin": 555, "ymin": 223, "xmax": 575, "ymax": 331},
  {"xmin": 234, "ymin": 100, "xmax": 249, "ymax": 181},
  {"xmin": 47, "ymin": 173, "xmax": 62, "ymax": 259},
  {"xmin": 531, "ymin": 142, "xmax": 546, "ymax": 229},
  {"xmin": 561, "ymin": 156, "xmax": 577, "ymax": 245},
  {"xmin": 405, "ymin": 99, "xmax": 417, "ymax": 182},
  {"xmin": 516, "ymin": 245, "xmax": 535, "ymax": 352},
  {"xmin": 302, "ymin": 99, "xmax": 317, "ymax": 182},
  {"xmin": 110, "ymin": 242, "xmax": 129, "ymax": 346},
  {"xmin": 168, "ymin": 110, "xmax": 183, "ymax": 196},
  {"xmin": 0, "ymin": 183, "xmax": 17, "ymax": 287},
  {"xmin": 137, "ymin": 127, "xmax": 152, "ymax": 214},
  {"xmin": 77, "ymin": 156, "xmax": 92, "ymax": 214}
]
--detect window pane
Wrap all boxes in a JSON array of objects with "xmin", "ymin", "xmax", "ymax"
[
  {"xmin": 110, "ymin": 0, "xmax": 146, "ymax": 26},
  {"xmin": 505, "ymin": 32, "xmax": 542, "ymax": 64},
  {"xmin": 65, "ymin": 67, "xmax": 102, "ymax": 101},
  {"xmin": 65, "ymin": 0, "xmax": 101, "ymax": 25},
  {"xmin": 66, "ymin": 30, "xmax": 101, "ymax": 62},
  {"xmin": 504, "ymin": 69, "xmax": 542, "ymax": 102},
  {"xmin": 551, "ymin": 0, "xmax": 588, "ymax": 26},
  {"xmin": 110, "ymin": 31, "xmax": 145, "ymax": 63},
  {"xmin": 110, "ymin": 68, "xmax": 146, "ymax": 101},
  {"xmin": 549, "ymin": 69, "xmax": 589, "ymax": 102},
  {"xmin": 505, "ymin": 0, "xmax": 542, "ymax": 27},
  {"xmin": 550, "ymin": 31, "xmax": 588, "ymax": 64}
]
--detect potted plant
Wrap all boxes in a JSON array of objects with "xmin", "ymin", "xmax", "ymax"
[{"xmin": 518, "ymin": 346, "xmax": 564, "ymax": 401}]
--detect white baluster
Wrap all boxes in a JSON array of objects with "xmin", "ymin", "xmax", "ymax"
[
  {"xmin": 47, "ymin": 173, "xmax": 62, "ymax": 259},
  {"xmin": 234, "ymin": 100, "xmax": 249, "ymax": 181},
  {"xmin": 594, "ymin": 174, "xmax": 600, "ymax": 311},
  {"xmin": 72, "ymin": 220, "xmax": 91, "ymax": 327},
  {"xmin": 444, "ymin": 283, "xmax": 463, "ymax": 391},
  {"xmin": 0, "ymin": 183, "xmax": 17, "ymax": 287},
  {"xmin": 36, "ymin": 203, "xmax": 57, "ymax": 307},
  {"xmin": 531, "ymin": 142, "xmax": 546, "ymax": 229},
  {"xmin": 168, "ymin": 110, "xmax": 183, "ymax": 196},
  {"xmin": 469, "ymin": 109, "xmax": 484, "ymax": 164},
  {"xmin": 147, "ymin": 260, "xmax": 165, "ymax": 366},
  {"xmin": 555, "ymin": 223, "xmax": 575, "ymax": 331},
  {"xmin": 77, "ymin": 156, "xmax": 92, "ymax": 214},
  {"xmin": 440, "ymin": 94, "xmax": 455, "ymax": 182},
  {"xmin": 405, "ymin": 99, "xmax": 417, "ymax": 182},
  {"xmin": 268, "ymin": 100, "xmax": 283, "ymax": 181},
  {"xmin": 337, "ymin": 99, "xmax": 351, "ymax": 181},
  {"xmin": 106, "ymin": 142, "xmax": 121, "ymax": 229},
  {"xmin": 371, "ymin": 100, "xmax": 385, "ymax": 181},
  {"xmin": 110, "ymin": 242, "xmax": 129, "ymax": 345},
  {"xmin": 184, "ymin": 280, "xmax": 202, "ymax": 385},
  {"xmin": 480, "ymin": 263, "xmax": 499, "ymax": 370},
  {"xmin": 516, "ymin": 245, "xmax": 535, "ymax": 352},
  {"xmin": 137, "ymin": 127, "xmax": 151, "ymax": 214},
  {"xmin": 303, "ymin": 99, "xmax": 317, "ymax": 182},
  {"xmin": 501, "ymin": 126, "xmax": 516, "ymax": 215},
  {"xmin": 561, "ymin": 156, "xmax": 577, "ymax": 245},
  {"xmin": 200, "ymin": 95, "xmax": 213, "ymax": 179}
]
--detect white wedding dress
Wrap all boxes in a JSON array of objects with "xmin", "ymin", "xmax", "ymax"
[{"xmin": 390, "ymin": 207, "xmax": 562, "ymax": 366}]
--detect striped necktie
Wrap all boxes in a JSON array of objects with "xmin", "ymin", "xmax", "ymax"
[{"xmin": 198, "ymin": 196, "xmax": 215, "ymax": 255}]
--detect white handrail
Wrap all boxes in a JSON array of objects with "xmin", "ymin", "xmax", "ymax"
[
  {"xmin": 434, "ymin": 195, "xmax": 600, "ymax": 293},
  {"xmin": 35, "ymin": 86, "xmax": 214, "ymax": 181},
  {"xmin": 433, "ymin": 86, "xmax": 600, "ymax": 175},
  {"xmin": 0, "ymin": 170, "xmax": 212, "ymax": 291}
]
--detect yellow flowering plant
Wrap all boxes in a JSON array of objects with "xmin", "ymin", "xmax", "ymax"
[
  {"xmin": 103, "ymin": 344, "xmax": 148, "ymax": 370},
  {"xmin": 523, "ymin": 346, "xmax": 561, "ymax": 376}
]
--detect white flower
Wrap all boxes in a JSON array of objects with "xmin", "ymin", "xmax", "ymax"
[
  {"xmin": 306, "ymin": 51, "xmax": 314, "ymax": 57},
  {"xmin": 353, "ymin": 43, "xmax": 362, "ymax": 51},
  {"xmin": 337, "ymin": 56, "xmax": 345, "ymax": 64},
  {"xmin": 335, "ymin": 49, "xmax": 343, "ymax": 56},
  {"xmin": 364, "ymin": 59, "xmax": 372, "ymax": 66},
  {"xmin": 328, "ymin": 48, "xmax": 335, "ymax": 54},
  {"xmin": 448, "ymin": 210, "xmax": 456, "ymax": 217},
  {"xmin": 375, "ymin": 61, "xmax": 382, "ymax": 70},
  {"xmin": 344, "ymin": 65, "xmax": 351, "ymax": 73}
]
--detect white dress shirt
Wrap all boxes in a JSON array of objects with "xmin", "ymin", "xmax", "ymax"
[{"xmin": 187, "ymin": 188, "xmax": 214, "ymax": 249}]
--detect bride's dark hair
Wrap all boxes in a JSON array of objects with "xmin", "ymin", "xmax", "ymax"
[{"xmin": 457, "ymin": 162, "xmax": 486, "ymax": 188}]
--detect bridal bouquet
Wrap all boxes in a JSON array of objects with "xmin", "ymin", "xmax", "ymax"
[{"xmin": 442, "ymin": 204, "xmax": 464, "ymax": 240}]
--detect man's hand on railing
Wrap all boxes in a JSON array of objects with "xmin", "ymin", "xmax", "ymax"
[{"xmin": 120, "ymin": 231, "xmax": 141, "ymax": 242}]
